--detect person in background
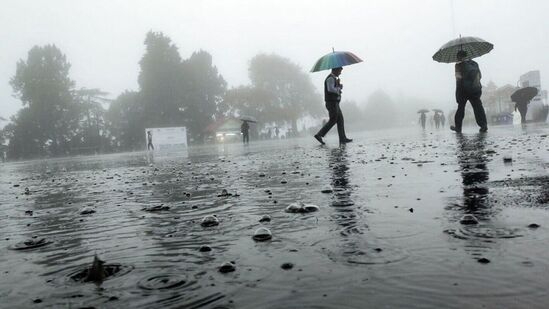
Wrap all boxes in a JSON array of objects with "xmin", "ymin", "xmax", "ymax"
[
  {"xmin": 147, "ymin": 131, "xmax": 154, "ymax": 150},
  {"xmin": 434, "ymin": 112, "xmax": 441, "ymax": 129},
  {"xmin": 440, "ymin": 112, "xmax": 446, "ymax": 127},
  {"xmin": 419, "ymin": 112, "xmax": 426, "ymax": 129},
  {"xmin": 241, "ymin": 120, "xmax": 250, "ymax": 144}
]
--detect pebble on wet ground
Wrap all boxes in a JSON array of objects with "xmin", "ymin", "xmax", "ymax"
[
  {"xmin": 477, "ymin": 258, "xmax": 491, "ymax": 264},
  {"xmin": 199, "ymin": 245, "xmax": 212, "ymax": 252}
]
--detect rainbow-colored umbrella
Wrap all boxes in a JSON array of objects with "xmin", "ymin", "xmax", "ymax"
[{"xmin": 310, "ymin": 51, "xmax": 363, "ymax": 72}]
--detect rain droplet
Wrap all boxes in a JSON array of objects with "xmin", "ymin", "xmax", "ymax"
[
  {"xmin": 459, "ymin": 214, "xmax": 479, "ymax": 225},
  {"xmin": 253, "ymin": 227, "xmax": 272, "ymax": 241},
  {"xmin": 201, "ymin": 215, "xmax": 219, "ymax": 227}
]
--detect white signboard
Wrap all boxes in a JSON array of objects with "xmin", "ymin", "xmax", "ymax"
[{"xmin": 145, "ymin": 127, "xmax": 188, "ymax": 150}]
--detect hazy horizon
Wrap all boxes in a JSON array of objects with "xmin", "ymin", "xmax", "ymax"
[{"xmin": 1, "ymin": 0, "xmax": 548, "ymax": 123}]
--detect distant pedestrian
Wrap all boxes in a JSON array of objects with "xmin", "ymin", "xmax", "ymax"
[
  {"xmin": 147, "ymin": 131, "xmax": 154, "ymax": 150},
  {"xmin": 450, "ymin": 50, "xmax": 488, "ymax": 133},
  {"xmin": 419, "ymin": 112, "xmax": 426, "ymax": 129},
  {"xmin": 440, "ymin": 112, "xmax": 446, "ymax": 127},
  {"xmin": 314, "ymin": 67, "xmax": 352, "ymax": 145},
  {"xmin": 275, "ymin": 127, "xmax": 280, "ymax": 139},
  {"xmin": 241, "ymin": 121, "xmax": 250, "ymax": 144},
  {"xmin": 434, "ymin": 112, "xmax": 441, "ymax": 129},
  {"xmin": 515, "ymin": 101, "xmax": 529, "ymax": 124}
]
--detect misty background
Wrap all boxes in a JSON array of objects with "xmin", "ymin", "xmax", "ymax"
[{"xmin": 1, "ymin": 0, "xmax": 548, "ymax": 158}]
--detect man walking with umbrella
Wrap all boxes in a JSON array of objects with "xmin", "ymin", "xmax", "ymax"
[
  {"xmin": 433, "ymin": 36, "xmax": 493, "ymax": 133},
  {"xmin": 511, "ymin": 86, "xmax": 538, "ymax": 124},
  {"xmin": 314, "ymin": 67, "xmax": 353, "ymax": 145},
  {"xmin": 451, "ymin": 50, "xmax": 488, "ymax": 133},
  {"xmin": 311, "ymin": 50, "xmax": 362, "ymax": 145}
]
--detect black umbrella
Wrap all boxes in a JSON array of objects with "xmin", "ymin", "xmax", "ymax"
[
  {"xmin": 511, "ymin": 87, "xmax": 538, "ymax": 103},
  {"xmin": 239, "ymin": 115, "xmax": 257, "ymax": 123},
  {"xmin": 433, "ymin": 36, "xmax": 494, "ymax": 63},
  {"xmin": 417, "ymin": 109, "xmax": 429, "ymax": 113}
]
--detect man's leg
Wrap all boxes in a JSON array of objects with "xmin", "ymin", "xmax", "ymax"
[
  {"xmin": 518, "ymin": 104, "xmax": 527, "ymax": 123},
  {"xmin": 453, "ymin": 95, "xmax": 467, "ymax": 132},
  {"xmin": 336, "ymin": 104, "xmax": 346, "ymax": 140},
  {"xmin": 470, "ymin": 96, "xmax": 488, "ymax": 131},
  {"xmin": 316, "ymin": 101, "xmax": 339, "ymax": 137}
]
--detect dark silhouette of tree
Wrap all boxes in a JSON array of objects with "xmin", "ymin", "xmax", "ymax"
[
  {"xmin": 237, "ymin": 53, "xmax": 321, "ymax": 131},
  {"xmin": 9, "ymin": 44, "xmax": 75, "ymax": 158},
  {"xmin": 224, "ymin": 86, "xmax": 273, "ymax": 123},
  {"xmin": 137, "ymin": 32, "xmax": 226, "ymax": 143},
  {"xmin": 138, "ymin": 31, "xmax": 185, "ymax": 128},
  {"xmin": 105, "ymin": 91, "xmax": 144, "ymax": 150},
  {"xmin": 68, "ymin": 88, "xmax": 112, "ymax": 153},
  {"xmin": 182, "ymin": 50, "xmax": 227, "ymax": 142}
]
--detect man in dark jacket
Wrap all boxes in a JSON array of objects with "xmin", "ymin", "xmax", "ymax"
[
  {"xmin": 451, "ymin": 50, "xmax": 488, "ymax": 133},
  {"xmin": 241, "ymin": 121, "xmax": 250, "ymax": 144},
  {"xmin": 314, "ymin": 67, "xmax": 352, "ymax": 144}
]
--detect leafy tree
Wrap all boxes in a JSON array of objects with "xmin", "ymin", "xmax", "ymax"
[
  {"xmin": 69, "ymin": 88, "xmax": 111, "ymax": 153},
  {"xmin": 9, "ymin": 44, "xmax": 75, "ymax": 158},
  {"xmin": 245, "ymin": 54, "xmax": 322, "ymax": 131},
  {"xmin": 182, "ymin": 50, "xmax": 227, "ymax": 141},
  {"xmin": 105, "ymin": 91, "xmax": 144, "ymax": 150},
  {"xmin": 138, "ymin": 31, "xmax": 185, "ymax": 128},
  {"xmin": 224, "ymin": 86, "xmax": 273, "ymax": 123}
]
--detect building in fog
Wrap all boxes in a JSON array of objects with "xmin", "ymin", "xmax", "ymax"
[{"xmin": 482, "ymin": 81, "xmax": 515, "ymax": 125}]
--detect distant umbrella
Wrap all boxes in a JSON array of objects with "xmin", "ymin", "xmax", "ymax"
[
  {"xmin": 432, "ymin": 109, "xmax": 443, "ymax": 113},
  {"xmin": 0, "ymin": 116, "xmax": 6, "ymax": 121},
  {"xmin": 511, "ymin": 87, "xmax": 538, "ymax": 104},
  {"xmin": 432, "ymin": 36, "xmax": 493, "ymax": 63},
  {"xmin": 239, "ymin": 115, "xmax": 257, "ymax": 123},
  {"xmin": 311, "ymin": 50, "xmax": 363, "ymax": 72},
  {"xmin": 417, "ymin": 109, "xmax": 429, "ymax": 113}
]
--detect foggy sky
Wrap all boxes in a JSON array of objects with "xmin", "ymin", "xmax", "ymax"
[{"xmin": 1, "ymin": 0, "xmax": 548, "ymax": 123}]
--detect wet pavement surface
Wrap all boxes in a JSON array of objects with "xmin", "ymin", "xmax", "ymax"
[{"xmin": 1, "ymin": 124, "xmax": 548, "ymax": 308}]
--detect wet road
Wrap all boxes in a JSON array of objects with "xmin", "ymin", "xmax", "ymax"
[{"xmin": 1, "ymin": 125, "xmax": 548, "ymax": 308}]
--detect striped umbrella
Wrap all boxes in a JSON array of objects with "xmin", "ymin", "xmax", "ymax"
[
  {"xmin": 311, "ymin": 50, "xmax": 363, "ymax": 72},
  {"xmin": 432, "ymin": 36, "xmax": 493, "ymax": 63}
]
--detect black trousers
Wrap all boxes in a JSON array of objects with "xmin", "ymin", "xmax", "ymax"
[
  {"xmin": 147, "ymin": 142, "xmax": 154, "ymax": 150},
  {"xmin": 317, "ymin": 101, "xmax": 346, "ymax": 141},
  {"xmin": 242, "ymin": 133, "xmax": 249, "ymax": 144},
  {"xmin": 454, "ymin": 92, "xmax": 487, "ymax": 130},
  {"xmin": 516, "ymin": 103, "xmax": 528, "ymax": 123}
]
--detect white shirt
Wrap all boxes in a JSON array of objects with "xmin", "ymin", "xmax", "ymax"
[{"xmin": 326, "ymin": 74, "xmax": 342, "ymax": 95}]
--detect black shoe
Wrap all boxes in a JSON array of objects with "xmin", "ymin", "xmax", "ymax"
[
  {"xmin": 450, "ymin": 125, "xmax": 461, "ymax": 133},
  {"xmin": 314, "ymin": 134, "xmax": 325, "ymax": 145},
  {"xmin": 479, "ymin": 127, "xmax": 488, "ymax": 133},
  {"xmin": 340, "ymin": 138, "xmax": 353, "ymax": 144}
]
